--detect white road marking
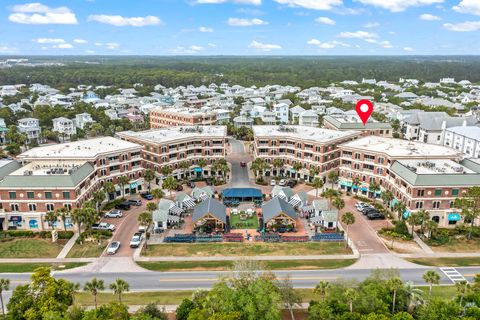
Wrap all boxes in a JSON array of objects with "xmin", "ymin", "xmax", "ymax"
[{"xmin": 440, "ymin": 267, "xmax": 468, "ymax": 284}]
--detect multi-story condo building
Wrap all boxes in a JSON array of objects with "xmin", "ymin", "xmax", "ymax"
[
  {"xmin": 0, "ymin": 137, "xmax": 144, "ymax": 231},
  {"xmin": 117, "ymin": 126, "xmax": 227, "ymax": 181},
  {"xmin": 442, "ymin": 125, "xmax": 480, "ymax": 158},
  {"xmin": 337, "ymin": 136, "xmax": 478, "ymax": 227},
  {"xmin": 253, "ymin": 125, "xmax": 360, "ymax": 181},
  {"xmin": 323, "ymin": 113, "xmax": 392, "ymax": 137},
  {"xmin": 150, "ymin": 108, "xmax": 217, "ymax": 128}
]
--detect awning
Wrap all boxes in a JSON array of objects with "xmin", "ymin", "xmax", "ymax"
[
  {"xmin": 169, "ymin": 206, "xmax": 184, "ymax": 215},
  {"xmin": 8, "ymin": 216, "xmax": 21, "ymax": 222},
  {"xmin": 222, "ymin": 188, "xmax": 263, "ymax": 200},
  {"xmin": 310, "ymin": 216, "xmax": 323, "ymax": 224},
  {"xmin": 289, "ymin": 198, "xmax": 301, "ymax": 208},
  {"xmin": 448, "ymin": 213, "xmax": 461, "ymax": 221},
  {"xmin": 199, "ymin": 193, "xmax": 210, "ymax": 202},
  {"xmin": 183, "ymin": 199, "xmax": 196, "ymax": 208},
  {"xmin": 167, "ymin": 215, "xmax": 180, "ymax": 223},
  {"xmin": 300, "ymin": 205, "xmax": 314, "ymax": 213}
]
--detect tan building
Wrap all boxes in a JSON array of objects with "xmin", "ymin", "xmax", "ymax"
[
  {"xmin": 150, "ymin": 108, "xmax": 217, "ymax": 128},
  {"xmin": 253, "ymin": 125, "xmax": 360, "ymax": 181},
  {"xmin": 0, "ymin": 137, "xmax": 144, "ymax": 231},
  {"xmin": 117, "ymin": 126, "xmax": 227, "ymax": 180},
  {"xmin": 323, "ymin": 114, "xmax": 392, "ymax": 137}
]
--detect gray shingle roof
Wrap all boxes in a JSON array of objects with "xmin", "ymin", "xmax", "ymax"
[
  {"xmin": 262, "ymin": 197, "xmax": 297, "ymax": 223},
  {"xmin": 192, "ymin": 198, "xmax": 227, "ymax": 224}
]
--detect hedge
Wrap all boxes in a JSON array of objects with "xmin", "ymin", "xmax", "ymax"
[{"xmin": 0, "ymin": 230, "xmax": 74, "ymax": 239}]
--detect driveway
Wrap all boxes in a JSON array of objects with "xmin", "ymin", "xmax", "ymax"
[{"xmin": 226, "ymin": 139, "xmax": 252, "ymax": 188}]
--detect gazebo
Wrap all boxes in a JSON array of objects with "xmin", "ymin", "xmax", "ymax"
[
  {"xmin": 192, "ymin": 198, "xmax": 228, "ymax": 233},
  {"xmin": 261, "ymin": 197, "xmax": 297, "ymax": 232}
]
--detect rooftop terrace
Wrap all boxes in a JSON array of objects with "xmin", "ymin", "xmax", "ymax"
[
  {"xmin": 253, "ymin": 125, "xmax": 359, "ymax": 143},
  {"xmin": 117, "ymin": 126, "xmax": 227, "ymax": 143}
]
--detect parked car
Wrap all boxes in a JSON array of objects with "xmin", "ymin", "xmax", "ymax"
[
  {"xmin": 140, "ymin": 192, "xmax": 153, "ymax": 200},
  {"xmin": 287, "ymin": 179, "xmax": 297, "ymax": 188},
  {"xmin": 367, "ymin": 212, "xmax": 385, "ymax": 220},
  {"xmin": 362, "ymin": 208, "xmax": 378, "ymax": 216},
  {"xmin": 127, "ymin": 199, "xmax": 142, "ymax": 206},
  {"xmin": 206, "ymin": 178, "xmax": 213, "ymax": 186},
  {"xmin": 92, "ymin": 222, "xmax": 116, "ymax": 231},
  {"xmin": 270, "ymin": 180, "xmax": 276, "ymax": 186},
  {"xmin": 278, "ymin": 179, "xmax": 287, "ymax": 186},
  {"xmin": 188, "ymin": 181, "xmax": 196, "ymax": 188},
  {"xmin": 104, "ymin": 210, "xmax": 123, "ymax": 218},
  {"xmin": 176, "ymin": 184, "xmax": 184, "ymax": 191},
  {"xmin": 138, "ymin": 225, "xmax": 148, "ymax": 234},
  {"xmin": 107, "ymin": 241, "xmax": 120, "ymax": 255},
  {"xmin": 129, "ymin": 232, "xmax": 143, "ymax": 248},
  {"xmin": 115, "ymin": 202, "xmax": 131, "ymax": 210},
  {"xmin": 240, "ymin": 162, "xmax": 246, "ymax": 167}
]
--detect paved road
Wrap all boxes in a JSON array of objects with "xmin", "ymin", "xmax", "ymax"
[{"xmin": 227, "ymin": 139, "xmax": 252, "ymax": 187}]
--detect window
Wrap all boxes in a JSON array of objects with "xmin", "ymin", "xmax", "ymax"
[
  {"xmin": 416, "ymin": 190, "xmax": 425, "ymax": 197},
  {"xmin": 64, "ymin": 203, "xmax": 72, "ymax": 210},
  {"xmin": 415, "ymin": 201, "xmax": 423, "ymax": 209},
  {"xmin": 9, "ymin": 192, "xmax": 16, "ymax": 199},
  {"xmin": 432, "ymin": 201, "xmax": 441, "ymax": 209},
  {"xmin": 10, "ymin": 203, "xmax": 19, "ymax": 211},
  {"xmin": 63, "ymin": 192, "xmax": 70, "ymax": 199},
  {"xmin": 434, "ymin": 189, "xmax": 442, "ymax": 197},
  {"xmin": 28, "ymin": 204, "xmax": 37, "ymax": 211},
  {"xmin": 45, "ymin": 192, "xmax": 52, "ymax": 199},
  {"xmin": 46, "ymin": 203, "xmax": 55, "ymax": 211},
  {"xmin": 448, "ymin": 220, "xmax": 457, "ymax": 225},
  {"xmin": 27, "ymin": 192, "xmax": 34, "ymax": 199},
  {"xmin": 452, "ymin": 189, "xmax": 459, "ymax": 196}
]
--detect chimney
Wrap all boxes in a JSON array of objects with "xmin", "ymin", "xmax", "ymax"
[{"xmin": 441, "ymin": 120, "xmax": 447, "ymax": 130}]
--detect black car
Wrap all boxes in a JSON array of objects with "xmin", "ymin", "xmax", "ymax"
[
  {"xmin": 362, "ymin": 207, "xmax": 377, "ymax": 215},
  {"xmin": 367, "ymin": 212, "xmax": 385, "ymax": 220},
  {"xmin": 176, "ymin": 185, "xmax": 184, "ymax": 191},
  {"xmin": 115, "ymin": 202, "xmax": 131, "ymax": 210},
  {"xmin": 286, "ymin": 179, "xmax": 297, "ymax": 188}
]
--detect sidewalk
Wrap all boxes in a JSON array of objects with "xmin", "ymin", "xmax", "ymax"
[
  {"xmin": 412, "ymin": 232, "xmax": 434, "ymax": 254},
  {"xmin": 56, "ymin": 232, "xmax": 80, "ymax": 259},
  {"xmin": 398, "ymin": 252, "xmax": 480, "ymax": 258},
  {"xmin": 0, "ymin": 258, "xmax": 95, "ymax": 263},
  {"xmin": 135, "ymin": 254, "xmax": 359, "ymax": 262}
]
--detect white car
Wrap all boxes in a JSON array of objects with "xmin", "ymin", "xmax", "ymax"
[
  {"xmin": 270, "ymin": 180, "xmax": 276, "ymax": 186},
  {"xmin": 278, "ymin": 179, "xmax": 287, "ymax": 186},
  {"xmin": 107, "ymin": 241, "xmax": 120, "ymax": 255},
  {"xmin": 104, "ymin": 210, "xmax": 123, "ymax": 218},
  {"xmin": 92, "ymin": 222, "xmax": 116, "ymax": 231}
]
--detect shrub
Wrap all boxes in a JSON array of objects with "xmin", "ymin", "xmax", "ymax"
[
  {"xmin": 2, "ymin": 230, "xmax": 35, "ymax": 238},
  {"xmin": 394, "ymin": 220, "xmax": 410, "ymax": 237}
]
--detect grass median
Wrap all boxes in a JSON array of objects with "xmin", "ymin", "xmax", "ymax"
[
  {"xmin": 66, "ymin": 241, "xmax": 108, "ymax": 258},
  {"xmin": 142, "ymin": 242, "xmax": 351, "ymax": 257},
  {"xmin": 137, "ymin": 259, "xmax": 357, "ymax": 272},
  {"xmin": 0, "ymin": 262, "xmax": 88, "ymax": 273},
  {"xmin": 407, "ymin": 257, "xmax": 480, "ymax": 267},
  {"xmin": 0, "ymin": 238, "xmax": 63, "ymax": 258}
]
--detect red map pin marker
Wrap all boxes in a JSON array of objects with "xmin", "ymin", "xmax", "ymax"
[{"xmin": 356, "ymin": 99, "xmax": 374, "ymax": 125}]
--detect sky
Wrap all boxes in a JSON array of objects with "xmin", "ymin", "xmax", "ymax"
[{"xmin": 1, "ymin": 0, "xmax": 480, "ymax": 55}]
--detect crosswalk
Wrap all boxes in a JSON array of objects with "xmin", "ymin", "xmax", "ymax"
[{"xmin": 440, "ymin": 267, "xmax": 469, "ymax": 284}]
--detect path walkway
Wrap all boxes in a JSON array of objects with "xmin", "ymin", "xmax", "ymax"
[
  {"xmin": 56, "ymin": 232, "xmax": 80, "ymax": 259},
  {"xmin": 412, "ymin": 232, "xmax": 435, "ymax": 254}
]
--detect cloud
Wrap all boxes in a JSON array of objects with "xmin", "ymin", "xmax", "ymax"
[
  {"xmin": 339, "ymin": 30, "xmax": 378, "ymax": 39},
  {"xmin": 403, "ymin": 47, "xmax": 414, "ymax": 52},
  {"xmin": 381, "ymin": 40, "xmax": 393, "ymax": 48},
  {"xmin": 73, "ymin": 39, "xmax": 88, "ymax": 44},
  {"xmin": 189, "ymin": 45, "xmax": 204, "ymax": 51},
  {"xmin": 199, "ymin": 26, "xmax": 214, "ymax": 32},
  {"xmin": 169, "ymin": 45, "xmax": 205, "ymax": 54},
  {"xmin": 88, "ymin": 15, "xmax": 162, "ymax": 27},
  {"xmin": 273, "ymin": 0, "xmax": 342, "ymax": 10},
  {"xmin": 85, "ymin": 50, "xmax": 96, "ymax": 54},
  {"xmin": 453, "ymin": 0, "xmax": 480, "ymax": 16},
  {"xmin": 195, "ymin": 0, "xmax": 261, "ymax": 4},
  {"xmin": 357, "ymin": 0, "xmax": 444, "ymax": 12},
  {"xmin": 53, "ymin": 43, "xmax": 73, "ymax": 49},
  {"xmin": 363, "ymin": 22, "xmax": 380, "ymax": 28},
  {"xmin": 227, "ymin": 18, "xmax": 267, "ymax": 26},
  {"xmin": 0, "ymin": 46, "xmax": 17, "ymax": 53},
  {"xmin": 248, "ymin": 40, "xmax": 282, "ymax": 51},
  {"xmin": 106, "ymin": 42, "xmax": 120, "ymax": 49},
  {"xmin": 208, "ymin": 43, "xmax": 217, "ymax": 47},
  {"xmin": 9, "ymin": 2, "xmax": 78, "ymax": 24},
  {"xmin": 420, "ymin": 13, "xmax": 441, "ymax": 20},
  {"xmin": 33, "ymin": 38, "xmax": 65, "ymax": 44},
  {"xmin": 444, "ymin": 21, "xmax": 480, "ymax": 31},
  {"xmin": 315, "ymin": 17, "xmax": 336, "ymax": 25},
  {"xmin": 308, "ymin": 39, "xmax": 349, "ymax": 49}
]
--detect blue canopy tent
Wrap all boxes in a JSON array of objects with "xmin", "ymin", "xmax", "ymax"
[{"xmin": 222, "ymin": 188, "xmax": 263, "ymax": 202}]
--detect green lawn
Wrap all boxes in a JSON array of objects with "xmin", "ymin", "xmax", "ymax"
[
  {"xmin": 407, "ymin": 257, "xmax": 480, "ymax": 267},
  {"xmin": 0, "ymin": 238, "xmax": 63, "ymax": 258},
  {"xmin": 143, "ymin": 242, "xmax": 351, "ymax": 257},
  {"xmin": 427, "ymin": 238, "xmax": 480, "ymax": 253},
  {"xmin": 0, "ymin": 262, "xmax": 88, "ymax": 273},
  {"xmin": 229, "ymin": 213, "xmax": 259, "ymax": 230},
  {"xmin": 137, "ymin": 259, "xmax": 357, "ymax": 272},
  {"xmin": 66, "ymin": 240, "xmax": 107, "ymax": 258}
]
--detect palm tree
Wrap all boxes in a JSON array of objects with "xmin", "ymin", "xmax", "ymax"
[
  {"xmin": 71, "ymin": 208, "xmax": 85, "ymax": 236},
  {"xmin": 104, "ymin": 181, "xmax": 116, "ymax": 200},
  {"xmin": 351, "ymin": 177, "xmax": 361, "ymax": 194},
  {"xmin": 473, "ymin": 274, "xmax": 480, "ymax": 289},
  {"xmin": 341, "ymin": 212, "xmax": 355, "ymax": 248},
  {"xmin": 117, "ymin": 176, "xmax": 130, "ymax": 199},
  {"xmin": 144, "ymin": 169, "xmax": 156, "ymax": 192},
  {"xmin": 162, "ymin": 176, "xmax": 178, "ymax": 198},
  {"xmin": 151, "ymin": 188, "xmax": 164, "ymax": 200},
  {"xmin": 146, "ymin": 202, "xmax": 157, "ymax": 212},
  {"xmin": 394, "ymin": 202, "xmax": 407, "ymax": 220},
  {"xmin": 138, "ymin": 212, "xmax": 153, "ymax": 249},
  {"xmin": 423, "ymin": 270, "xmax": 440, "ymax": 296},
  {"xmin": 322, "ymin": 189, "xmax": 339, "ymax": 210},
  {"xmin": 387, "ymin": 277, "xmax": 403, "ymax": 313},
  {"xmin": 424, "ymin": 220, "xmax": 438, "ymax": 240},
  {"xmin": 313, "ymin": 281, "xmax": 329, "ymax": 302},
  {"xmin": 381, "ymin": 190, "xmax": 394, "ymax": 208},
  {"xmin": 55, "ymin": 207, "xmax": 70, "ymax": 231},
  {"xmin": 197, "ymin": 159, "xmax": 207, "ymax": 177},
  {"xmin": 109, "ymin": 278, "xmax": 130, "ymax": 303},
  {"xmin": 368, "ymin": 181, "xmax": 380, "ymax": 198},
  {"xmin": 312, "ymin": 177, "xmax": 324, "ymax": 197},
  {"xmin": 292, "ymin": 163, "xmax": 302, "ymax": 179},
  {"xmin": 84, "ymin": 278, "xmax": 105, "ymax": 309},
  {"xmin": 344, "ymin": 288, "xmax": 357, "ymax": 313},
  {"xmin": 417, "ymin": 209, "xmax": 430, "ymax": 234},
  {"xmin": 160, "ymin": 166, "xmax": 173, "ymax": 177},
  {"xmin": 92, "ymin": 190, "xmax": 106, "ymax": 212},
  {"xmin": 272, "ymin": 159, "xmax": 284, "ymax": 177},
  {"xmin": 328, "ymin": 170, "xmax": 339, "ymax": 189},
  {"xmin": 309, "ymin": 166, "xmax": 320, "ymax": 182},
  {"xmin": 179, "ymin": 161, "xmax": 191, "ymax": 179},
  {"xmin": 0, "ymin": 278, "xmax": 9, "ymax": 316},
  {"xmin": 407, "ymin": 212, "xmax": 422, "ymax": 237},
  {"xmin": 44, "ymin": 210, "xmax": 57, "ymax": 230},
  {"xmin": 404, "ymin": 281, "xmax": 424, "ymax": 313},
  {"xmin": 456, "ymin": 280, "xmax": 471, "ymax": 306}
]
